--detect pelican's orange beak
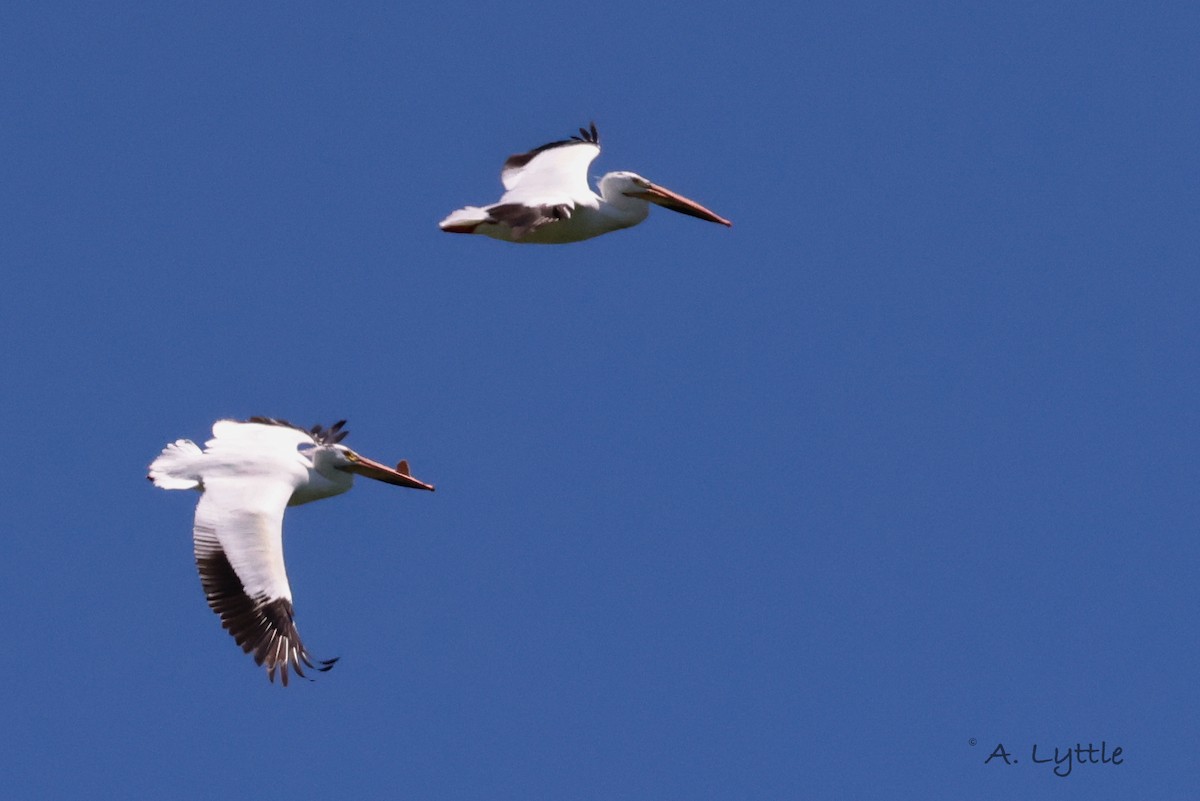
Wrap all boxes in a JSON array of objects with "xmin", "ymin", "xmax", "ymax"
[
  {"xmin": 344, "ymin": 455, "xmax": 435, "ymax": 491},
  {"xmin": 632, "ymin": 182, "xmax": 732, "ymax": 227}
]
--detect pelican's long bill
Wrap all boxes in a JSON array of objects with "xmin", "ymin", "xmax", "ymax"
[
  {"xmin": 343, "ymin": 454, "xmax": 436, "ymax": 491},
  {"xmin": 632, "ymin": 182, "xmax": 732, "ymax": 227}
]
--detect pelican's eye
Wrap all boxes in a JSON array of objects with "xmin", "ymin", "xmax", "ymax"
[{"xmin": 344, "ymin": 450, "xmax": 360, "ymax": 462}]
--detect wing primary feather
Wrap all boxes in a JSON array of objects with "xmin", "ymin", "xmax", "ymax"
[
  {"xmin": 308, "ymin": 419, "xmax": 350, "ymax": 446},
  {"xmin": 245, "ymin": 416, "xmax": 352, "ymax": 445},
  {"xmin": 571, "ymin": 122, "xmax": 599, "ymax": 144},
  {"xmin": 502, "ymin": 123, "xmax": 600, "ymax": 178},
  {"xmin": 195, "ymin": 534, "xmax": 337, "ymax": 686}
]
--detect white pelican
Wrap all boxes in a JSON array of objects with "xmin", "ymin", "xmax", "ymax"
[
  {"xmin": 439, "ymin": 123, "xmax": 732, "ymax": 243},
  {"xmin": 148, "ymin": 417, "xmax": 434, "ymax": 685}
]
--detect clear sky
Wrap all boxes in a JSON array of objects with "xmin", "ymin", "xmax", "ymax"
[{"xmin": 2, "ymin": 2, "xmax": 1196, "ymax": 799}]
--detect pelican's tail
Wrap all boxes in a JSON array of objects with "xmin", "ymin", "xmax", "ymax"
[
  {"xmin": 148, "ymin": 439, "xmax": 204, "ymax": 490},
  {"xmin": 439, "ymin": 206, "xmax": 490, "ymax": 234}
]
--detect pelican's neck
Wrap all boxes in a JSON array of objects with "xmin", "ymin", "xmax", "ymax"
[
  {"xmin": 290, "ymin": 449, "xmax": 354, "ymax": 506},
  {"xmin": 596, "ymin": 174, "xmax": 651, "ymax": 229}
]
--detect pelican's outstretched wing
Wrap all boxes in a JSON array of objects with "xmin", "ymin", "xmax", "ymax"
[
  {"xmin": 150, "ymin": 417, "xmax": 437, "ymax": 685},
  {"xmin": 499, "ymin": 123, "xmax": 600, "ymax": 197},
  {"xmin": 192, "ymin": 475, "xmax": 337, "ymax": 686},
  {"xmin": 440, "ymin": 124, "xmax": 602, "ymax": 240},
  {"xmin": 188, "ymin": 420, "xmax": 335, "ymax": 685}
]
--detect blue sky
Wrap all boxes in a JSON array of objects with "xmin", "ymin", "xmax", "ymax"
[{"xmin": 2, "ymin": 1, "xmax": 1197, "ymax": 798}]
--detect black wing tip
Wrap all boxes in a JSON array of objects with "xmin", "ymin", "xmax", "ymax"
[
  {"xmin": 196, "ymin": 546, "xmax": 340, "ymax": 688},
  {"xmin": 259, "ymin": 636, "xmax": 339, "ymax": 687},
  {"xmin": 267, "ymin": 653, "xmax": 339, "ymax": 687},
  {"xmin": 570, "ymin": 121, "xmax": 599, "ymax": 144},
  {"xmin": 504, "ymin": 121, "xmax": 601, "ymax": 172},
  {"xmin": 312, "ymin": 419, "xmax": 350, "ymax": 445}
]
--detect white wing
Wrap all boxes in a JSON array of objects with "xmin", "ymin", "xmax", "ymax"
[
  {"xmin": 190, "ymin": 420, "xmax": 336, "ymax": 684},
  {"xmin": 208, "ymin": 417, "xmax": 315, "ymax": 455},
  {"xmin": 498, "ymin": 139, "xmax": 601, "ymax": 206},
  {"xmin": 440, "ymin": 125, "xmax": 604, "ymax": 239},
  {"xmin": 194, "ymin": 476, "xmax": 293, "ymax": 607}
]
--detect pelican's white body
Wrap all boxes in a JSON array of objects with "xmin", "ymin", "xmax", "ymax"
[
  {"xmin": 148, "ymin": 418, "xmax": 436, "ymax": 684},
  {"xmin": 151, "ymin": 420, "xmax": 353, "ymax": 504},
  {"xmin": 440, "ymin": 125, "xmax": 730, "ymax": 244},
  {"xmin": 149, "ymin": 420, "xmax": 354, "ymax": 612}
]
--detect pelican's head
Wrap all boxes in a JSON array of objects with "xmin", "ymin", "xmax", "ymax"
[
  {"xmin": 600, "ymin": 171, "xmax": 732, "ymax": 227},
  {"xmin": 319, "ymin": 444, "xmax": 436, "ymax": 491}
]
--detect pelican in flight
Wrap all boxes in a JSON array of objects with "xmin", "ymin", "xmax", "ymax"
[
  {"xmin": 439, "ymin": 122, "xmax": 732, "ymax": 243},
  {"xmin": 149, "ymin": 417, "xmax": 434, "ymax": 685}
]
